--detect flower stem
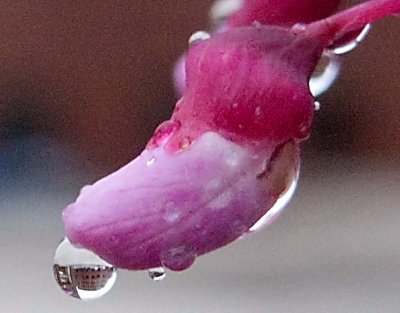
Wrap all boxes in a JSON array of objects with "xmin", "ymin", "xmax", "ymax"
[{"xmin": 305, "ymin": 0, "xmax": 400, "ymax": 45}]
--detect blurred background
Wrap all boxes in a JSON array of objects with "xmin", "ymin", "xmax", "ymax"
[{"xmin": 0, "ymin": 0, "xmax": 399, "ymax": 312}]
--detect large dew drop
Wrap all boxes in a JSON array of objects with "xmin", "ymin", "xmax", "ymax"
[{"xmin": 53, "ymin": 237, "xmax": 117, "ymax": 300}]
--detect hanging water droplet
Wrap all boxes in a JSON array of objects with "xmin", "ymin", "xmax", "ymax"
[
  {"xmin": 310, "ymin": 52, "xmax": 341, "ymax": 97},
  {"xmin": 249, "ymin": 172, "xmax": 299, "ymax": 233},
  {"xmin": 314, "ymin": 101, "xmax": 321, "ymax": 111},
  {"xmin": 188, "ymin": 31, "xmax": 211, "ymax": 46},
  {"xmin": 148, "ymin": 267, "xmax": 166, "ymax": 281},
  {"xmin": 160, "ymin": 245, "xmax": 196, "ymax": 271},
  {"xmin": 53, "ymin": 237, "xmax": 117, "ymax": 300},
  {"xmin": 331, "ymin": 24, "xmax": 371, "ymax": 55},
  {"xmin": 249, "ymin": 140, "xmax": 300, "ymax": 234}
]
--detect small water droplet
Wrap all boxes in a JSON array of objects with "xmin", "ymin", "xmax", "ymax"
[
  {"xmin": 79, "ymin": 185, "xmax": 91, "ymax": 195},
  {"xmin": 53, "ymin": 237, "xmax": 117, "ymax": 300},
  {"xmin": 223, "ymin": 148, "xmax": 240, "ymax": 167},
  {"xmin": 314, "ymin": 101, "xmax": 321, "ymax": 111},
  {"xmin": 148, "ymin": 120, "xmax": 181, "ymax": 148},
  {"xmin": 148, "ymin": 267, "xmax": 166, "ymax": 281},
  {"xmin": 146, "ymin": 157, "xmax": 156, "ymax": 166},
  {"xmin": 162, "ymin": 201, "xmax": 181, "ymax": 223},
  {"xmin": 292, "ymin": 23, "xmax": 307, "ymax": 35},
  {"xmin": 180, "ymin": 137, "xmax": 192, "ymax": 149},
  {"xmin": 160, "ymin": 245, "xmax": 196, "ymax": 271},
  {"xmin": 188, "ymin": 31, "xmax": 211, "ymax": 46},
  {"xmin": 331, "ymin": 24, "xmax": 371, "ymax": 55},
  {"xmin": 310, "ymin": 52, "xmax": 341, "ymax": 97}
]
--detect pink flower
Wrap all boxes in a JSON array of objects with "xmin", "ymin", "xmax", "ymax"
[
  {"xmin": 173, "ymin": 0, "xmax": 342, "ymax": 96},
  {"xmin": 63, "ymin": 0, "xmax": 400, "ymax": 271}
]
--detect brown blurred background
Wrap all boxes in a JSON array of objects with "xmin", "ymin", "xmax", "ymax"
[
  {"xmin": 0, "ymin": 1, "xmax": 399, "ymax": 312},
  {"xmin": 0, "ymin": 0, "xmax": 398, "ymax": 173}
]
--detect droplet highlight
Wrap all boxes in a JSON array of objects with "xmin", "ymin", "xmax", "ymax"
[
  {"xmin": 331, "ymin": 24, "xmax": 371, "ymax": 55},
  {"xmin": 148, "ymin": 267, "xmax": 166, "ymax": 281},
  {"xmin": 53, "ymin": 237, "xmax": 117, "ymax": 300},
  {"xmin": 310, "ymin": 52, "xmax": 341, "ymax": 97},
  {"xmin": 188, "ymin": 31, "xmax": 211, "ymax": 46},
  {"xmin": 210, "ymin": 0, "xmax": 243, "ymax": 24}
]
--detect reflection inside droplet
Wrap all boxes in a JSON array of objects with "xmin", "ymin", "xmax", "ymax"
[
  {"xmin": 249, "ymin": 172, "xmax": 299, "ymax": 233},
  {"xmin": 160, "ymin": 245, "xmax": 196, "ymax": 271},
  {"xmin": 310, "ymin": 52, "xmax": 341, "ymax": 97},
  {"xmin": 148, "ymin": 267, "xmax": 166, "ymax": 281},
  {"xmin": 249, "ymin": 140, "xmax": 300, "ymax": 234},
  {"xmin": 53, "ymin": 237, "xmax": 117, "ymax": 300}
]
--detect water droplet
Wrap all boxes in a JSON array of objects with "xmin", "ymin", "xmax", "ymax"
[
  {"xmin": 146, "ymin": 157, "xmax": 156, "ymax": 166},
  {"xmin": 209, "ymin": 189, "xmax": 233, "ymax": 210},
  {"xmin": 210, "ymin": 0, "xmax": 243, "ymax": 24},
  {"xmin": 180, "ymin": 137, "xmax": 192, "ymax": 149},
  {"xmin": 250, "ymin": 140, "xmax": 300, "ymax": 233},
  {"xmin": 160, "ymin": 245, "xmax": 196, "ymax": 271},
  {"xmin": 310, "ymin": 52, "xmax": 341, "ymax": 97},
  {"xmin": 314, "ymin": 101, "xmax": 321, "ymax": 111},
  {"xmin": 331, "ymin": 24, "xmax": 371, "ymax": 55},
  {"xmin": 148, "ymin": 120, "xmax": 181, "ymax": 148},
  {"xmin": 148, "ymin": 267, "xmax": 166, "ymax": 281},
  {"xmin": 162, "ymin": 201, "xmax": 181, "ymax": 223},
  {"xmin": 223, "ymin": 148, "xmax": 240, "ymax": 167},
  {"xmin": 249, "ymin": 173, "xmax": 299, "ymax": 233},
  {"xmin": 53, "ymin": 237, "xmax": 117, "ymax": 300},
  {"xmin": 79, "ymin": 185, "xmax": 91, "ymax": 195},
  {"xmin": 292, "ymin": 23, "xmax": 307, "ymax": 35},
  {"xmin": 188, "ymin": 31, "xmax": 211, "ymax": 46}
]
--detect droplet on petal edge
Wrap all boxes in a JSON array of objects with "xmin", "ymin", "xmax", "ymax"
[
  {"xmin": 79, "ymin": 185, "xmax": 92, "ymax": 195},
  {"xmin": 249, "ymin": 140, "xmax": 300, "ymax": 233},
  {"xmin": 53, "ymin": 237, "xmax": 117, "ymax": 300},
  {"xmin": 188, "ymin": 31, "xmax": 211, "ymax": 46},
  {"xmin": 309, "ymin": 52, "xmax": 341, "ymax": 97},
  {"xmin": 148, "ymin": 267, "xmax": 166, "ymax": 281},
  {"xmin": 160, "ymin": 245, "xmax": 197, "ymax": 271},
  {"xmin": 249, "ymin": 171, "xmax": 299, "ymax": 233}
]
